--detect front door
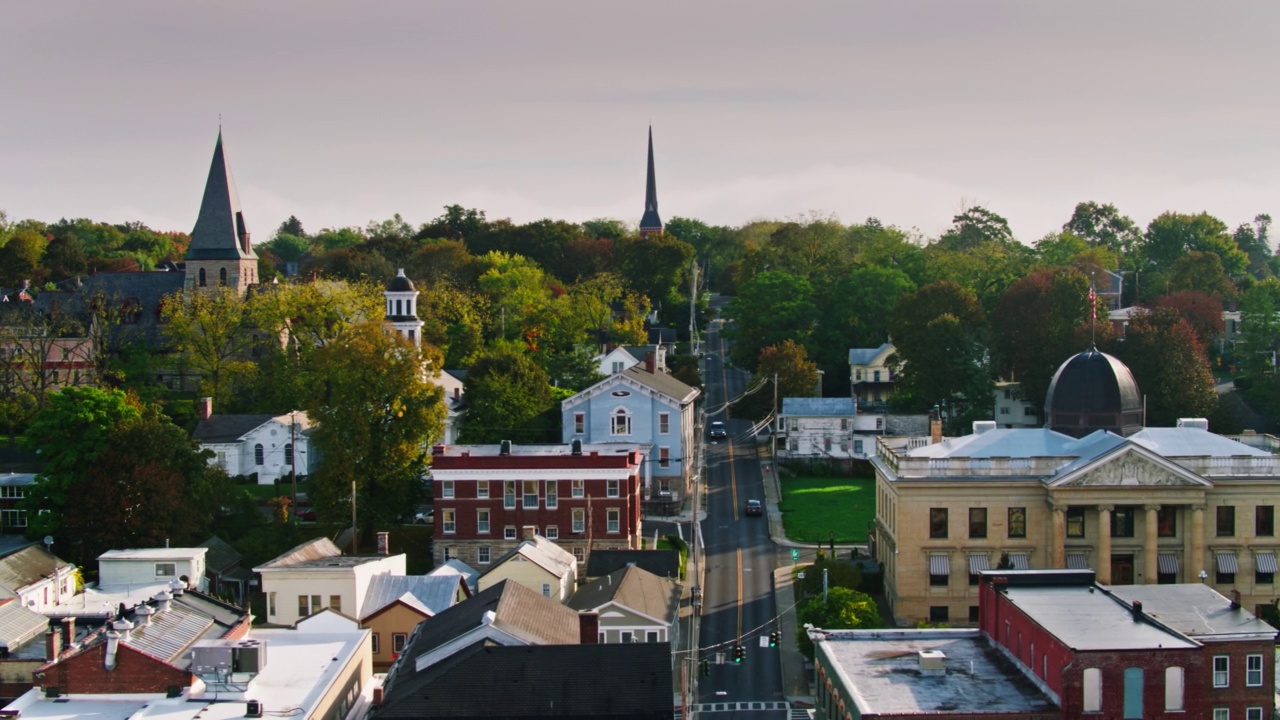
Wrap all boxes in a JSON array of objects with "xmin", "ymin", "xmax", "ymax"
[{"xmin": 1111, "ymin": 554, "xmax": 1135, "ymax": 585}]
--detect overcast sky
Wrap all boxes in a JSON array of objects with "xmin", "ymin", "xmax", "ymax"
[{"xmin": 3, "ymin": 2, "xmax": 1278, "ymax": 244}]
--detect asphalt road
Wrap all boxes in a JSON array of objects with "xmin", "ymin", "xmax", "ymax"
[{"xmin": 694, "ymin": 303, "xmax": 789, "ymax": 717}]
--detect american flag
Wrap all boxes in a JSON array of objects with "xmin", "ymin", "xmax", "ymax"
[{"xmin": 1089, "ymin": 286, "xmax": 1097, "ymax": 322}]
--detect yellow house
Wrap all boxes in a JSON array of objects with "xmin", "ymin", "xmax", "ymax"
[
  {"xmin": 359, "ymin": 574, "xmax": 470, "ymax": 671},
  {"xmin": 476, "ymin": 535, "xmax": 578, "ymax": 602}
]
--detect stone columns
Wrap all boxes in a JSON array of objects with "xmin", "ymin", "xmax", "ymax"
[
  {"xmin": 1051, "ymin": 503, "xmax": 1067, "ymax": 569},
  {"xmin": 1097, "ymin": 505, "xmax": 1114, "ymax": 584},
  {"xmin": 1190, "ymin": 505, "xmax": 1206, "ymax": 582},
  {"xmin": 1144, "ymin": 505, "xmax": 1160, "ymax": 584}
]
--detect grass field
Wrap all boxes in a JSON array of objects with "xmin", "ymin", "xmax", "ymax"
[{"xmin": 779, "ymin": 475, "xmax": 876, "ymax": 543}]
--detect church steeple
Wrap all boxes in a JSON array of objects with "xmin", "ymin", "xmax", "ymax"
[
  {"xmin": 185, "ymin": 131, "xmax": 259, "ymax": 294},
  {"xmin": 638, "ymin": 126, "xmax": 663, "ymax": 237}
]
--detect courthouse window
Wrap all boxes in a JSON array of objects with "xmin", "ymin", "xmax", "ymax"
[
  {"xmin": 929, "ymin": 508, "xmax": 948, "ymax": 539},
  {"xmin": 1007, "ymin": 507, "xmax": 1026, "ymax": 538}
]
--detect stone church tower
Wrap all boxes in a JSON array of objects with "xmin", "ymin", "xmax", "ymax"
[{"xmin": 184, "ymin": 132, "xmax": 259, "ymax": 294}]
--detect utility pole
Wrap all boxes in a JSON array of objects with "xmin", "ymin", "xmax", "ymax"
[
  {"xmin": 350, "ymin": 480, "xmax": 358, "ymax": 555},
  {"xmin": 689, "ymin": 258, "xmax": 699, "ymax": 356},
  {"xmin": 290, "ymin": 411, "xmax": 298, "ymax": 510}
]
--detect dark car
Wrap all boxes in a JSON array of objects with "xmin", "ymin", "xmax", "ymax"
[
  {"xmin": 745, "ymin": 499, "xmax": 763, "ymax": 516},
  {"xmin": 708, "ymin": 421, "xmax": 727, "ymax": 439},
  {"xmin": 297, "ymin": 508, "xmax": 318, "ymax": 522}
]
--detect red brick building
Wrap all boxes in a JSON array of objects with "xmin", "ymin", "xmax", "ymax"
[
  {"xmin": 430, "ymin": 441, "xmax": 645, "ymax": 568},
  {"xmin": 979, "ymin": 570, "xmax": 1276, "ymax": 719}
]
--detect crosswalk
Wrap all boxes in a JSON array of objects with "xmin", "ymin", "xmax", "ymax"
[{"xmin": 676, "ymin": 700, "xmax": 810, "ymax": 716}]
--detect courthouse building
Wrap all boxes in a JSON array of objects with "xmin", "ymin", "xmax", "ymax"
[{"xmin": 873, "ymin": 348, "xmax": 1280, "ymax": 626}]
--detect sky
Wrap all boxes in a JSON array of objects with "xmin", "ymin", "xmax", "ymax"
[{"xmin": 3, "ymin": 2, "xmax": 1279, "ymax": 245}]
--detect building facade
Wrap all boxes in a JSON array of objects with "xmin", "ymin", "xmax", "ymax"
[
  {"xmin": 430, "ymin": 442, "xmax": 645, "ymax": 568},
  {"xmin": 775, "ymin": 397, "xmax": 857, "ymax": 459},
  {"xmin": 848, "ymin": 343, "xmax": 895, "ymax": 412}
]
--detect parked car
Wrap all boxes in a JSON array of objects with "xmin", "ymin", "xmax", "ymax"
[
  {"xmin": 414, "ymin": 511, "xmax": 434, "ymax": 525},
  {"xmin": 744, "ymin": 499, "xmax": 763, "ymax": 516},
  {"xmin": 708, "ymin": 421, "xmax": 727, "ymax": 439},
  {"xmin": 297, "ymin": 508, "xmax": 318, "ymax": 522}
]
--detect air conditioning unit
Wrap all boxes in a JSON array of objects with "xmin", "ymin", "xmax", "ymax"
[
  {"xmin": 233, "ymin": 639, "xmax": 268, "ymax": 673},
  {"xmin": 245, "ymin": 700, "xmax": 263, "ymax": 718}
]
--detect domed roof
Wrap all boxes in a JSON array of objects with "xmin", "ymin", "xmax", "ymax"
[
  {"xmin": 1045, "ymin": 348, "xmax": 1144, "ymax": 438},
  {"xmin": 386, "ymin": 268, "xmax": 415, "ymax": 292}
]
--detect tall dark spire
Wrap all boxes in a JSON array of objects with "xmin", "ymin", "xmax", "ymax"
[
  {"xmin": 187, "ymin": 131, "xmax": 255, "ymax": 261},
  {"xmin": 639, "ymin": 126, "xmax": 663, "ymax": 237}
]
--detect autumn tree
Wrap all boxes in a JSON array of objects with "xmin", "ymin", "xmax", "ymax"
[
  {"xmin": 889, "ymin": 281, "xmax": 991, "ymax": 423},
  {"xmin": 1109, "ymin": 308, "xmax": 1216, "ymax": 427},
  {"xmin": 1149, "ymin": 291, "xmax": 1225, "ymax": 351},
  {"xmin": 736, "ymin": 340, "xmax": 820, "ymax": 420},
  {"xmin": 303, "ymin": 322, "xmax": 446, "ymax": 533}
]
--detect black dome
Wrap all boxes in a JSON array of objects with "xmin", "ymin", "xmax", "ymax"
[
  {"xmin": 1045, "ymin": 348, "xmax": 1144, "ymax": 438},
  {"xmin": 386, "ymin": 269, "xmax": 415, "ymax": 292}
]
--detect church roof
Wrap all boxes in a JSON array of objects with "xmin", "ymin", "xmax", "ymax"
[
  {"xmin": 1045, "ymin": 347, "xmax": 1144, "ymax": 438},
  {"xmin": 386, "ymin": 268, "xmax": 416, "ymax": 292},
  {"xmin": 187, "ymin": 132, "xmax": 256, "ymax": 262},
  {"xmin": 639, "ymin": 126, "xmax": 662, "ymax": 233}
]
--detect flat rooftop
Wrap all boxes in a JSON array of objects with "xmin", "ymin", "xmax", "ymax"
[
  {"xmin": 98, "ymin": 548, "xmax": 207, "ymax": 560},
  {"xmin": 817, "ymin": 629, "xmax": 1058, "ymax": 716},
  {"xmin": 1108, "ymin": 584, "xmax": 1277, "ymax": 640},
  {"xmin": 1003, "ymin": 584, "xmax": 1197, "ymax": 651},
  {"xmin": 433, "ymin": 442, "xmax": 642, "ymax": 458}
]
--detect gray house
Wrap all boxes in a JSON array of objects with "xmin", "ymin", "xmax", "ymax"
[
  {"xmin": 567, "ymin": 565, "xmax": 680, "ymax": 646},
  {"xmin": 561, "ymin": 367, "xmax": 700, "ymax": 504}
]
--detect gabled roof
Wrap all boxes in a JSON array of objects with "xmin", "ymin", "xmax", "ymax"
[
  {"xmin": 192, "ymin": 411, "xmax": 312, "ymax": 444},
  {"xmin": 0, "ymin": 546, "xmax": 70, "ymax": 593},
  {"xmin": 428, "ymin": 559, "xmax": 479, "ymax": 593},
  {"xmin": 562, "ymin": 366, "xmax": 699, "ymax": 411},
  {"xmin": 254, "ymin": 537, "xmax": 341, "ymax": 570},
  {"xmin": 378, "ymin": 642, "xmax": 673, "ymax": 719},
  {"xmin": 781, "ymin": 397, "xmax": 856, "ymax": 417},
  {"xmin": 360, "ymin": 574, "xmax": 466, "ymax": 620},
  {"xmin": 197, "ymin": 536, "xmax": 242, "ymax": 574},
  {"xmin": 397, "ymin": 580, "xmax": 580, "ymax": 662},
  {"xmin": 848, "ymin": 343, "xmax": 894, "ymax": 366},
  {"xmin": 585, "ymin": 550, "xmax": 681, "ymax": 579},
  {"xmin": 0, "ymin": 598, "xmax": 52, "ymax": 651},
  {"xmin": 567, "ymin": 566, "xmax": 680, "ymax": 625},
  {"xmin": 187, "ymin": 132, "xmax": 256, "ymax": 261},
  {"xmin": 480, "ymin": 536, "xmax": 576, "ymax": 581}
]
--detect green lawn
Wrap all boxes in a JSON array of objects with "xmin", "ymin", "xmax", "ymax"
[{"xmin": 779, "ymin": 475, "xmax": 876, "ymax": 543}]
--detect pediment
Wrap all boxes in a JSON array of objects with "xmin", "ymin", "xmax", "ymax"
[{"xmin": 1050, "ymin": 445, "xmax": 1211, "ymax": 488}]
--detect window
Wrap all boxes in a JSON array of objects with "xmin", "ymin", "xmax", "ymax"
[
  {"xmin": 854, "ymin": 440, "xmax": 863, "ymax": 454},
  {"xmin": 1256, "ymin": 506, "xmax": 1274, "ymax": 536},
  {"xmin": 659, "ymin": 447, "xmax": 670, "ymax": 468},
  {"xmin": 476, "ymin": 481, "xmax": 489, "ymax": 499},
  {"xmin": 155, "ymin": 563, "xmax": 176, "ymax": 578},
  {"xmin": 392, "ymin": 633, "xmax": 408, "ymax": 653},
  {"xmin": 1218, "ymin": 506, "xmax": 1236, "ymax": 537},
  {"xmin": 1247, "ymin": 708, "xmax": 1264, "ymax": 720},
  {"xmin": 1000, "ymin": 407, "xmax": 1010, "ymax": 415},
  {"xmin": 1246, "ymin": 654, "xmax": 1263, "ymax": 687},
  {"xmin": 477, "ymin": 509, "xmax": 490, "ymax": 534},
  {"xmin": 969, "ymin": 508, "xmax": 987, "ymax": 539},
  {"xmin": 441, "ymin": 480, "xmax": 455, "ymax": 499},
  {"xmin": 477, "ymin": 547, "xmax": 490, "ymax": 564},
  {"xmin": 329, "ymin": 595, "xmax": 342, "ymax": 612},
  {"xmin": 574, "ymin": 412, "xmax": 585, "ymax": 434},
  {"xmin": 611, "ymin": 409, "xmax": 631, "ymax": 435},
  {"xmin": 219, "ymin": 267, "xmax": 228, "ymax": 286},
  {"xmin": 542, "ymin": 583, "xmax": 552, "ymax": 598},
  {"xmin": 1111, "ymin": 507, "xmax": 1135, "ymax": 538},
  {"xmin": 1008, "ymin": 507, "xmax": 1026, "ymax": 538},
  {"xmin": 504, "ymin": 526, "xmax": 517, "ymax": 540},
  {"xmin": 522, "ymin": 480, "xmax": 538, "ymax": 508},
  {"xmin": 873, "ymin": 370, "xmax": 881, "ymax": 382},
  {"xmin": 607, "ymin": 480, "xmax": 620, "ymax": 498},
  {"xmin": 1083, "ymin": 668, "xmax": 1102, "ymax": 713},
  {"xmin": 572, "ymin": 480, "xmax": 584, "ymax": 498},
  {"xmin": 647, "ymin": 630, "xmax": 659, "ymax": 642},
  {"xmin": 969, "ymin": 605, "xmax": 980, "ymax": 623},
  {"xmin": 929, "ymin": 508, "xmax": 948, "ymax": 539},
  {"xmin": 545, "ymin": 526, "xmax": 558, "ymax": 540},
  {"xmin": 572, "ymin": 509, "xmax": 585, "ymax": 533},
  {"xmin": 0, "ymin": 486, "xmax": 23, "ymax": 499},
  {"xmin": 268, "ymin": 592, "xmax": 276, "ymax": 617},
  {"xmin": 1165, "ymin": 666, "xmax": 1184, "ymax": 711},
  {"xmin": 928, "ymin": 606, "xmax": 948, "ymax": 623},
  {"xmin": 659, "ymin": 413, "xmax": 670, "ymax": 434},
  {"xmin": 611, "ymin": 361, "xmax": 624, "ymax": 374},
  {"xmin": 441, "ymin": 509, "xmax": 455, "ymax": 534},
  {"xmin": 2, "ymin": 509, "xmax": 28, "ymax": 528},
  {"xmin": 607, "ymin": 508, "xmax": 620, "ymax": 533},
  {"xmin": 1158, "ymin": 506, "xmax": 1177, "ymax": 537},
  {"xmin": 620, "ymin": 630, "xmax": 633, "ymax": 643},
  {"xmin": 198, "ymin": 267, "xmax": 207, "ymax": 287},
  {"xmin": 1214, "ymin": 710, "xmax": 1230, "ymax": 720},
  {"xmin": 1067, "ymin": 507, "xmax": 1086, "ymax": 538},
  {"xmin": 254, "ymin": 444, "xmax": 265, "ymax": 465},
  {"xmin": 283, "ymin": 443, "xmax": 294, "ymax": 466},
  {"xmin": 1213, "ymin": 655, "xmax": 1229, "ymax": 688},
  {"xmin": 504, "ymin": 481, "xmax": 516, "ymax": 509},
  {"xmin": 573, "ymin": 547, "xmax": 585, "ymax": 564},
  {"xmin": 371, "ymin": 633, "xmax": 380, "ymax": 654},
  {"xmin": 298, "ymin": 594, "xmax": 321, "ymax": 618},
  {"xmin": 545, "ymin": 481, "xmax": 557, "ymax": 509}
]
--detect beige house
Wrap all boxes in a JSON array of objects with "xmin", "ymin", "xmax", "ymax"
[
  {"xmin": 359, "ymin": 574, "xmax": 470, "ymax": 671},
  {"xmin": 874, "ymin": 348, "xmax": 1280, "ymax": 627},
  {"xmin": 476, "ymin": 535, "xmax": 577, "ymax": 602},
  {"xmin": 253, "ymin": 538, "xmax": 407, "ymax": 627},
  {"xmin": 848, "ymin": 343, "xmax": 896, "ymax": 411}
]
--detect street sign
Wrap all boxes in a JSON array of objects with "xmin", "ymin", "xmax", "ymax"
[{"xmin": 791, "ymin": 548, "xmax": 800, "ymax": 562}]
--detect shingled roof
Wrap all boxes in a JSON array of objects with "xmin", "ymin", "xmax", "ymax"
[
  {"xmin": 0, "ymin": 546, "xmax": 69, "ymax": 594},
  {"xmin": 585, "ymin": 549, "xmax": 681, "ymax": 580},
  {"xmin": 187, "ymin": 132, "xmax": 255, "ymax": 262},
  {"xmin": 567, "ymin": 565, "xmax": 680, "ymax": 625}
]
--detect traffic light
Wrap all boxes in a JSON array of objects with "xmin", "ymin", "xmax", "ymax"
[
  {"xmin": 699, "ymin": 658, "xmax": 710, "ymax": 677},
  {"xmin": 769, "ymin": 631, "xmax": 779, "ymax": 647},
  {"xmin": 733, "ymin": 642, "xmax": 745, "ymax": 663}
]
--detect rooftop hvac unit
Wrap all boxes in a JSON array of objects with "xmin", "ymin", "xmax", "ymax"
[
  {"xmin": 245, "ymin": 700, "xmax": 263, "ymax": 718},
  {"xmin": 233, "ymin": 640, "xmax": 268, "ymax": 674}
]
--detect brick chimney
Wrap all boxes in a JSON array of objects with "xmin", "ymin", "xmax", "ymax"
[
  {"xmin": 377, "ymin": 531, "xmax": 389, "ymax": 555},
  {"xmin": 61, "ymin": 617, "xmax": 75, "ymax": 646},
  {"xmin": 578, "ymin": 612, "xmax": 599, "ymax": 644},
  {"xmin": 644, "ymin": 352, "xmax": 656, "ymax": 373},
  {"xmin": 45, "ymin": 625, "xmax": 61, "ymax": 662},
  {"xmin": 929, "ymin": 408, "xmax": 943, "ymax": 445},
  {"xmin": 522, "ymin": 526, "xmax": 537, "ymax": 541},
  {"xmin": 197, "ymin": 397, "xmax": 213, "ymax": 420}
]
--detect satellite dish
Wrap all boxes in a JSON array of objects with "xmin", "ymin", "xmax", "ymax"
[{"xmin": 42, "ymin": 536, "xmax": 53, "ymax": 547}]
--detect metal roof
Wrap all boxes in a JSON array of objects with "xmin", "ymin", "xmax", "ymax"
[
  {"xmin": 848, "ymin": 343, "xmax": 893, "ymax": 366},
  {"xmin": 0, "ymin": 546, "xmax": 69, "ymax": 593},
  {"xmin": 0, "ymin": 598, "xmax": 51, "ymax": 650},
  {"xmin": 781, "ymin": 397, "xmax": 856, "ymax": 417},
  {"xmin": 361, "ymin": 575, "xmax": 464, "ymax": 620},
  {"xmin": 1107, "ymin": 583, "xmax": 1277, "ymax": 640},
  {"xmin": 1002, "ymin": 584, "xmax": 1197, "ymax": 650}
]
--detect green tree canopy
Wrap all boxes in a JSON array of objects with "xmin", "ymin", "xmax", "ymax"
[
  {"xmin": 459, "ymin": 347, "xmax": 558, "ymax": 444},
  {"xmin": 1109, "ymin": 308, "xmax": 1216, "ymax": 427},
  {"xmin": 736, "ymin": 340, "xmax": 819, "ymax": 420},
  {"xmin": 796, "ymin": 586, "xmax": 882, "ymax": 658},
  {"xmin": 725, "ymin": 271, "xmax": 817, "ymax": 370},
  {"xmin": 889, "ymin": 281, "xmax": 991, "ymax": 422}
]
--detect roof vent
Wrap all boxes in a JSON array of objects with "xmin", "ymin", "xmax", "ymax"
[
  {"xmin": 918, "ymin": 649, "xmax": 947, "ymax": 674},
  {"xmin": 135, "ymin": 604, "xmax": 155, "ymax": 626},
  {"xmin": 1130, "ymin": 600, "xmax": 1143, "ymax": 621},
  {"xmin": 571, "ymin": 439, "xmax": 583, "ymax": 456},
  {"xmin": 153, "ymin": 590, "xmax": 172, "ymax": 613},
  {"xmin": 500, "ymin": 440, "xmax": 512, "ymax": 456},
  {"xmin": 972, "ymin": 420, "xmax": 997, "ymax": 435},
  {"xmin": 245, "ymin": 700, "xmax": 264, "ymax": 718},
  {"xmin": 1176, "ymin": 418, "xmax": 1210, "ymax": 430},
  {"xmin": 169, "ymin": 578, "xmax": 186, "ymax": 596},
  {"xmin": 481, "ymin": 610, "xmax": 497, "ymax": 626}
]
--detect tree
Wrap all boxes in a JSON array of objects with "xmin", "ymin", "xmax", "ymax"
[
  {"xmin": 889, "ymin": 281, "xmax": 991, "ymax": 422},
  {"xmin": 1149, "ymin": 291, "xmax": 1225, "ymax": 350},
  {"xmin": 459, "ymin": 347, "xmax": 557, "ymax": 444},
  {"xmin": 161, "ymin": 287, "xmax": 258, "ymax": 411},
  {"xmin": 796, "ymin": 586, "xmax": 881, "ymax": 658},
  {"xmin": 1109, "ymin": 308, "xmax": 1216, "ymax": 427},
  {"xmin": 725, "ymin": 271, "xmax": 817, "ymax": 370},
  {"xmin": 1237, "ymin": 280, "xmax": 1280, "ymax": 416},
  {"xmin": 303, "ymin": 322, "xmax": 446, "ymax": 533},
  {"xmin": 935, "ymin": 206, "xmax": 1014, "ymax": 251},
  {"xmin": 616, "ymin": 232, "xmax": 696, "ymax": 311},
  {"xmin": 477, "ymin": 251, "xmax": 552, "ymax": 343},
  {"xmin": 810, "ymin": 265, "xmax": 916, "ymax": 395},
  {"xmin": 581, "ymin": 218, "xmax": 629, "ymax": 242},
  {"xmin": 0, "ymin": 228, "xmax": 49, "ymax": 287},
  {"xmin": 1141, "ymin": 212, "xmax": 1247, "ymax": 276},
  {"xmin": 1063, "ymin": 201, "xmax": 1142, "ymax": 257},
  {"xmin": 1233, "ymin": 216, "xmax": 1273, "ymax": 280},
  {"xmin": 1167, "ymin": 251, "xmax": 1235, "ymax": 298},
  {"xmin": 276, "ymin": 215, "xmax": 308, "ymax": 238},
  {"xmin": 736, "ymin": 340, "xmax": 819, "ymax": 420}
]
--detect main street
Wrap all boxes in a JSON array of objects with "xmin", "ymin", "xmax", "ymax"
[{"xmin": 692, "ymin": 302, "xmax": 791, "ymax": 718}]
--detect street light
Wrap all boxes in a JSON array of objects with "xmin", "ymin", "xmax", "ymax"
[{"xmin": 1199, "ymin": 570, "xmax": 1209, "ymax": 583}]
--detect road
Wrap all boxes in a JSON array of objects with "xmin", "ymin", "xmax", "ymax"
[{"xmin": 693, "ymin": 301, "xmax": 790, "ymax": 718}]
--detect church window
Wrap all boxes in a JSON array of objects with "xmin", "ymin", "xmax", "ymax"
[
  {"xmin": 219, "ymin": 267, "xmax": 228, "ymax": 286},
  {"xmin": 198, "ymin": 268, "xmax": 207, "ymax": 287}
]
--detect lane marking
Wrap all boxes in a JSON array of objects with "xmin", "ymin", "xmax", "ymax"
[{"xmin": 736, "ymin": 547, "xmax": 744, "ymax": 638}]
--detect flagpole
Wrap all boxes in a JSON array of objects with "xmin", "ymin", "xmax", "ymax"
[{"xmin": 1089, "ymin": 283, "xmax": 1097, "ymax": 348}]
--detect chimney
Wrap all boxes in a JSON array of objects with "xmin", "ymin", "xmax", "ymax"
[
  {"xmin": 372, "ymin": 687, "xmax": 384, "ymax": 706},
  {"xmin": 135, "ymin": 604, "xmax": 155, "ymax": 626},
  {"xmin": 1130, "ymin": 600, "xmax": 1143, "ymax": 621},
  {"xmin": 197, "ymin": 397, "xmax": 213, "ymax": 420},
  {"xmin": 1231, "ymin": 590, "xmax": 1242, "ymax": 610},
  {"xmin": 578, "ymin": 612, "xmax": 599, "ymax": 644},
  {"xmin": 645, "ymin": 352, "xmax": 656, "ymax": 373},
  {"xmin": 153, "ymin": 590, "xmax": 172, "ymax": 614},
  {"xmin": 377, "ymin": 531, "xmax": 390, "ymax": 556},
  {"xmin": 523, "ymin": 526, "xmax": 536, "ymax": 541},
  {"xmin": 929, "ymin": 415, "xmax": 943, "ymax": 445},
  {"xmin": 60, "ymin": 617, "xmax": 75, "ymax": 647},
  {"xmin": 45, "ymin": 625, "xmax": 62, "ymax": 662},
  {"xmin": 571, "ymin": 439, "xmax": 582, "ymax": 456},
  {"xmin": 104, "ymin": 631, "xmax": 120, "ymax": 671}
]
